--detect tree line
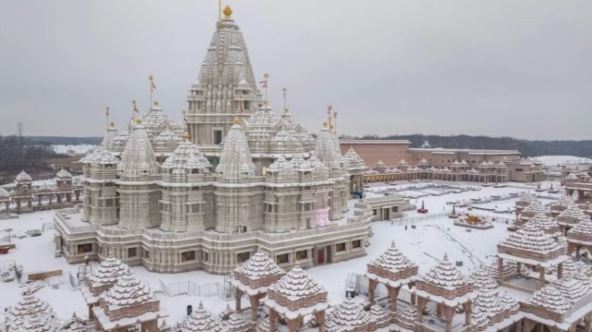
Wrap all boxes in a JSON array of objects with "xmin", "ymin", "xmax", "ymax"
[{"xmin": 0, "ymin": 135, "xmax": 57, "ymax": 173}]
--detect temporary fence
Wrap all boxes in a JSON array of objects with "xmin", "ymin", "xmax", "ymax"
[{"xmin": 159, "ymin": 277, "xmax": 234, "ymax": 300}]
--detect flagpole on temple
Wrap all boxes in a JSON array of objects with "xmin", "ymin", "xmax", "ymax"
[
  {"xmin": 105, "ymin": 107, "xmax": 110, "ymax": 131},
  {"xmin": 149, "ymin": 75, "xmax": 156, "ymax": 108},
  {"xmin": 282, "ymin": 88, "xmax": 287, "ymax": 111},
  {"xmin": 263, "ymin": 73, "xmax": 269, "ymax": 104}
]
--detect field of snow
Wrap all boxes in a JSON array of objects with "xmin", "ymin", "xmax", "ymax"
[
  {"xmin": 52, "ymin": 144, "xmax": 95, "ymax": 155},
  {"xmin": 0, "ymin": 180, "xmax": 562, "ymax": 325},
  {"xmin": 530, "ymin": 155, "xmax": 592, "ymax": 167}
]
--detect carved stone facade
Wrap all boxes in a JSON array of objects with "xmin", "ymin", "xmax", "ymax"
[{"xmin": 54, "ymin": 8, "xmax": 371, "ymax": 275}]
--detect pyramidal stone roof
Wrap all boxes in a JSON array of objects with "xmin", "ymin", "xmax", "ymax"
[
  {"xmin": 529, "ymin": 213, "xmax": 560, "ymax": 234},
  {"xmin": 521, "ymin": 200, "xmax": 547, "ymax": 216},
  {"xmin": 344, "ymin": 147, "xmax": 367, "ymax": 171},
  {"xmin": 103, "ymin": 272, "xmax": 155, "ymax": 311},
  {"xmin": 470, "ymin": 266, "xmax": 499, "ymax": 292},
  {"xmin": 118, "ymin": 123, "xmax": 159, "ymax": 180},
  {"xmin": 558, "ymin": 205, "xmax": 588, "ymax": 224},
  {"xmin": 471, "ymin": 308, "xmax": 490, "ymax": 331},
  {"xmin": 56, "ymin": 169, "xmax": 72, "ymax": 179},
  {"xmin": 529, "ymin": 285, "xmax": 572, "ymax": 314},
  {"xmin": 88, "ymin": 257, "xmax": 130, "ymax": 289},
  {"xmin": 234, "ymin": 250, "xmax": 283, "ymax": 280},
  {"xmin": 553, "ymin": 276, "xmax": 590, "ymax": 304},
  {"xmin": 501, "ymin": 291, "xmax": 520, "ymax": 313},
  {"xmin": 499, "ymin": 222, "xmax": 564, "ymax": 256},
  {"xmin": 179, "ymin": 302, "xmax": 222, "ymax": 332},
  {"xmin": 15, "ymin": 170, "xmax": 32, "ymax": 182},
  {"xmin": 473, "ymin": 290, "xmax": 505, "ymax": 319},
  {"xmin": 325, "ymin": 296, "xmax": 369, "ymax": 330},
  {"xmin": 568, "ymin": 219, "xmax": 592, "ymax": 239},
  {"xmin": 216, "ymin": 123, "xmax": 256, "ymax": 181},
  {"xmin": 223, "ymin": 313, "xmax": 251, "ymax": 332},
  {"xmin": 161, "ymin": 140, "xmax": 212, "ymax": 174},
  {"xmin": 369, "ymin": 304, "xmax": 390, "ymax": 326},
  {"xmin": 314, "ymin": 127, "xmax": 346, "ymax": 176},
  {"xmin": 5, "ymin": 290, "xmax": 58, "ymax": 332},
  {"xmin": 0, "ymin": 187, "xmax": 9, "ymax": 198},
  {"xmin": 422, "ymin": 254, "xmax": 469, "ymax": 290},
  {"xmin": 80, "ymin": 146, "xmax": 119, "ymax": 165},
  {"xmin": 268, "ymin": 265, "xmax": 325, "ymax": 300},
  {"xmin": 367, "ymin": 241, "xmax": 418, "ymax": 285}
]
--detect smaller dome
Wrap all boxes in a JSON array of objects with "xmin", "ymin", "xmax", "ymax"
[
  {"xmin": 15, "ymin": 170, "xmax": 32, "ymax": 182},
  {"xmin": 56, "ymin": 169, "xmax": 72, "ymax": 179},
  {"xmin": 0, "ymin": 187, "xmax": 9, "ymax": 198}
]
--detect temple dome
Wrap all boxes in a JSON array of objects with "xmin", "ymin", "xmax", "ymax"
[
  {"xmin": 15, "ymin": 170, "xmax": 32, "ymax": 182},
  {"xmin": 117, "ymin": 123, "xmax": 159, "ymax": 180},
  {"xmin": 215, "ymin": 123, "xmax": 256, "ymax": 181}
]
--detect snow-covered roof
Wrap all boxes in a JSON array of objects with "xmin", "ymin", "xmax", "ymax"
[
  {"xmin": 88, "ymin": 257, "xmax": 130, "ymax": 290},
  {"xmin": 103, "ymin": 272, "xmax": 155, "ymax": 311},
  {"xmin": 56, "ymin": 169, "xmax": 72, "ymax": 179},
  {"xmin": 421, "ymin": 254, "xmax": 471, "ymax": 290},
  {"xmin": 15, "ymin": 170, "xmax": 32, "ymax": 182},
  {"xmin": 178, "ymin": 302, "xmax": 222, "ymax": 332},
  {"xmin": 233, "ymin": 250, "xmax": 284, "ymax": 280},
  {"xmin": 367, "ymin": 241, "xmax": 418, "ymax": 284},
  {"xmin": 344, "ymin": 147, "xmax": 367, "ymax": 171},
  {"xmin": 222, "ymin": 312, "xmax": 251, "ymax": 332},
  {"xmin": 325, "ymin": 296, "xmax": 369, "ymax": 331},
  {"xmin": 470, "ymin": 266, "xmax": 498, "ymax": 292},
  {"xmin": 529, "ymin": 285, "xmax": 571, "ymax": 314},
  {"xmin": 553, "ymin": 276, "xmax": 590, "ymax": 304},
  {"xmin": 0, "ymin": 187, "xmax": 9, "ymax": 198},
  {"xmin": 498, "ymin": 222, "xmax": 565, "ymax": 261},
  {"xmin": 5, "ymin": 289, "xmax": 59, "ymax": 332},
  {"xmin": 473, "ymin": 290, "xmax": 505, "ymax": 319},
  {"xmin": 268, "ymin": 265, "xmax": 325, "ymax": 300},
  {"xmin": 558, "ymin": 205, "xmax": 588, "ymax": 225},
  {"xmin": 567, "ymin": 219, "xmax": 592, "ymax": 241}
]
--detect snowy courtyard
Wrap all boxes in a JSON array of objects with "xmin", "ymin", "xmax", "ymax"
[{"xmin": 0, "ymin": 180, "xmax": 561, "ymax": 325}]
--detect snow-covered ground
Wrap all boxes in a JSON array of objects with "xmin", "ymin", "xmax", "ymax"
[
  {"xmin": 51, "ymin": 144, "xmax": 95, "ymax": 155},
  {"xmin": 530, "ymin": 155, "xmax": 592, "ymax": 167},
  {"xmin": 0, "ymin": 180, "xmax": 562, "ymax": 325}
]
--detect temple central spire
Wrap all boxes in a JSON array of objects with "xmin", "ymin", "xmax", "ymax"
[{"xmin": 185, "ymin": 6, "xmax": 260, "ymax": 150}]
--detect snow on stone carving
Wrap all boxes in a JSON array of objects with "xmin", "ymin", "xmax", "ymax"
[
  {"xmin": 179, "ymin": 302, "xmax": 222, "ymax": 332},
  {"xmin": 367, "ymin": 241, "xmax": 418, "ymax": 284},
  {"xmin": 473, "ymin": 290, "xmax": 505, "ymax": 320},
  {"xmin": 117, "ymin": 123, "xmax": 159, "ymax": 180},
  {"xmin": 216, "ymin": 123, "xmax": 256, "ymax": 181},
  {"xmin": 325, "ymin": 296, "xmax": 369, "ymax": 331},
  {"xmin": 500, "ymin": 292, "xmax": 520, "ymax": 314},
  {"xmin": 223, "ymin": 313, "xmax": 251, "ymax": 332},
  {"xmin": 529, "ymin": 285, "xmax": 571, "ymax": 314},
  {"xmin": 470, "ymin": 266, "xmax": 498, "ymax": 292},
  {"xmin": 234, "ymin": 250, "xmax": 283, "ymax": 280},
  {"xmin": 344, "ymin": 147, "xmax": 367, "ymax": 172},
  {"xmin": 5, "ymin": 289, "xmax": 59, "ymax": 332},
  {"xmin": 553, "ymin": 276, "xmax": 590, "ymax": 304},
  {"xmin": 161, "ymin": 140, "xmax": 212, "ymax": 175},
  {"xmin": 558, "ymin": 205, "xmax": 588, "ymax": 225},
  {"xmin": 422, "ymin": 254, "xmax": 469, "ymax": 290},
  {"xmin": 88, "ymin": 257, "xmax": 130, "ymax": 291},
  {"xmin": 269, "ymin": 265, "xmax": 325, "ymax": 299},
  {"xmin": 498, "ymin": 222, "xmax": 564, "ymax": 257},
  {"xmin": 103, "ymin": 272, "xmax": 155, "ymax": 311}
]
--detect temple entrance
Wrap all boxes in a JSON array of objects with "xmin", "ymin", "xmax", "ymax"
[
  {"xmin": 313, "ymin": 245, "xmax": 333, "ymax": 266},
  {"xmin": 383, "ymin": 208, "xmax": 390, "ymax": 220}
]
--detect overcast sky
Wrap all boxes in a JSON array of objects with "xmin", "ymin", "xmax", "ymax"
[{"xmin": 0, "ymin": 0, "xmax": 591, "ymax": 140}]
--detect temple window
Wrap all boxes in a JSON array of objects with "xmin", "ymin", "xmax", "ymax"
[
  {"xmin": 143, "ymin": 249, "xmax": 150, "ymax": 259},
  {"xmin": 237, "ymin": 252, "xmax": 250, "ymax": 263},
  {"xmin": 296, "ymin": 250, "xmax": 308, "ymax": 260},
  {"xmin": 181, "ymin": 250, "xmax": 196, "ymax": 262},
  {"xmin": 276, "ymin": 253, "xmax": 289, "ymax": 264},
  {"xmin": 335, "ymin": 243, "xmax": 346, "ymax": 252},
  {"xmin": 213, "ymin": 129, "xmax": 223, "ymax": 145},
  {"xmin": 127, "ymin": 247, "xmax": 137, "ymax": 258},
  {"xmin": 77, "ymin": 243, "xmax": 92, "ymax": 254},
  {"xmin": 352, "ymin": 240, "xmax": 362, "ymax": 249},
  {"xmin": 202, "ymin": 251, "xmax": 209, "ymax": 262}
]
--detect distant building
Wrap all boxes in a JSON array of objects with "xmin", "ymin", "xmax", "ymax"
[{"xmin": 340, "ymin": 140, "xmax": 545, "ymax": 183}]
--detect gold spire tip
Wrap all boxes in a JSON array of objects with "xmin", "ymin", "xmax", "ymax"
[
  {"xmin": 223, "ymin": 5, "xmax": 233, "ymax": 18},
  {"xmin": 233, "ymin": 116, "xmax": 241, "ymax": 125}
]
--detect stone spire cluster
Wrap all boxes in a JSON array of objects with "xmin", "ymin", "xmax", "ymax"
[{"xmin": 4, "ymin": 290, "xmax": 59, "ymax": 332}]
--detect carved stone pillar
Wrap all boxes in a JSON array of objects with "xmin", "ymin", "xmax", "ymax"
[
  {"xmin": 368, "ymin": 279, "xmax": 378, "ymax": 304},
  {"xmin": 315, "ymin": 310, "xmax": 326, "ymax": 332},
  {"xmin": 387, "ymin": 286, "xmax": 400, "ymax": 312},
  {"xmin": 234, "ymin": 288, "xmax": 243, "ymax": 311}
]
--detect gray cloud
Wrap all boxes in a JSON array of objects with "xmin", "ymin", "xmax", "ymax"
[{"xmin": 0, "ymin": 0, "xmax": 591, "ymax": 139}]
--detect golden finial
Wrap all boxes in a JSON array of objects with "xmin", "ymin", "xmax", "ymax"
[
  {"xmin": 233, "ymin": 116, "xmax": 242, "ymax": 125},
  {"xmin": 154, "ymin": 100, "xmax": 159, "ymax": 106},
  {"xmin": 323, "ymin": 121, "xmax": 329, "ymax": 129},
  {"xmin": 223, "ymin": 5, "xmax": 233, "ymax": 18},
  {"xmin": 109, "ymin": 122, "xmax": 115, "ymax": 129}
]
